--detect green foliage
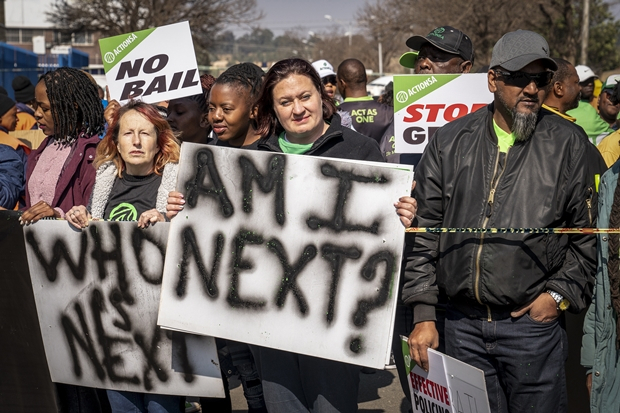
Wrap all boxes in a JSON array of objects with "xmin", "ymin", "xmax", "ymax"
[{"xmin": 584, "ymin": 0, "xmax": 620, "ymax": 72}]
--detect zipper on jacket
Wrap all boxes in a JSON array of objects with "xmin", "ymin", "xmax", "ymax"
[
  {"xmin": 586, "ymin": 187, "xmax": 593, "ymax": 226},
  {"xmin": 474, "ymin": 147, "xmax": 510, "ymax": 322}
]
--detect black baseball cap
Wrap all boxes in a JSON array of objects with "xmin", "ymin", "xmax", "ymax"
[{"xmin": 405, "ymin": 26, "xmax": 474, "ymax": 63}]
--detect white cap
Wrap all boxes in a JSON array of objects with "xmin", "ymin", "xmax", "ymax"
[
  {"xmin": 603, "ymin": 73, "xmax": 620, "ymax": 90},
  {"xmin": 575, "ymin": 65, "xmax": 597, "ymax": 82},
  {"xmin": 311, "ymin": 59, "xmax": 336, "ymax": 78}
]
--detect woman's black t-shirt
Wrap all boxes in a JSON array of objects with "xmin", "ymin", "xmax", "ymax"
[{"xmin": 103, "ymin": 171, "xmax": 162, "ymax": 221}]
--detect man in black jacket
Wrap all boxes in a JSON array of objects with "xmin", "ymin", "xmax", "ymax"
[{"xmin": 404, "ymin": 30, "xmax": 596, "ymax": 412}]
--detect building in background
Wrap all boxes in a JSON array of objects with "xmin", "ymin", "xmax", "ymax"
[
  {"xmin": 0, "ymin": 0, "xmax": 105, "ymax": 92},
  {"xmin": 5, "ymin": 0, "xmax": 102, "ymax": 66}
]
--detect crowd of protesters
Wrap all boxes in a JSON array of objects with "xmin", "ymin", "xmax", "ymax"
[{"xmin": 1, "ymin": 22, "xmax": 620, "ymax": 413}]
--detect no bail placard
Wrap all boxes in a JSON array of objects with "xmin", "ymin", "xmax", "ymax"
[{"xmin": 99, "ymin": 21, "xmax": 202, "ymax": 104}]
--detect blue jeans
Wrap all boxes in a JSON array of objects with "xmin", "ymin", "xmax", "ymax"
[
  {"xmin": 106, "ymin": 390, "xmax": 182, "ymax": 413},
  {"xmin": 445, "ymin": 304, "xmax": 568, "ymax": 413}
]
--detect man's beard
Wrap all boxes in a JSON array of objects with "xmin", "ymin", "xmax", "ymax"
[
  {"xmin": 497, "ymin": 90, "xmax": 539, "ymax": 142},
  {"xmin": 511, "ymin": 109, "xmax": 538, "ymax": 142}
]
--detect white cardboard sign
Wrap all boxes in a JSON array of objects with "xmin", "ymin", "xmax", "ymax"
[
  {"xmin": 24, "ymin": 221, "xmax": 224, "ymax": 397},
  {"xmin": 99, "ymin": 21, "xmax": 202, "ymax": 104},
  {"xmin": 393, "ymin": 73, "xmax": 493, "ymax": 154},
  {"xmin": 158, "ymin": 143, "xmax": 414, "ymax": 369},
  {"xmin": 402, "ymin": 338, "xmax": 491, "ymax": 413}
]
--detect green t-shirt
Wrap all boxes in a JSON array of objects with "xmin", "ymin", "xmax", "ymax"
[
  {"xmin": 493, "ymin": 120, "xmax": 516, "ymax": 153},
  {"xmin": 567, "ymin": 100, "xmax": 614, "ymax": 145},
  {"xmin": 278, "ymin": 133, "xmax": 313, "ymax": 154}
]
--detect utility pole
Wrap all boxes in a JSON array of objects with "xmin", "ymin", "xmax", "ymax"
[
  {"xmin": 580, "ymin": 0, "xmax": 590, "ymax": 65},
  {"xmin": 378, "ymin": 41, "xmax": 383, "ymax": 76},
  {"xmin": 0, "ymin": 0, "xmax": 6, "ymax": 43}
]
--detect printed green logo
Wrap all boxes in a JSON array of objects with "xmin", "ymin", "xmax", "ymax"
[
  {"xmin": 393, "ymin": 74, "xmax": 460, "ymax": 112},
  {"xmin": 98, "ymin": 27, "xmax": 156, "ymax": 72},
  {"xmin": 429, "ymin": 27, "xmax": 445, "ymax": 39},
  {"xmin": 402, "ymin": 337, "xmax": 415, "ymax": 375},
  {"xmin": 109, "ymin": 202, "xmax": 138, "ymax": 221}
]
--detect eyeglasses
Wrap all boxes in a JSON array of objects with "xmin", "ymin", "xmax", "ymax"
[
  {"xmin": 494, "ymin": 70, "xmax": 553, "ymax": 88},
  {"xmin": 322, "ymin": 75, "xmax": 337, "ymax": 85}
]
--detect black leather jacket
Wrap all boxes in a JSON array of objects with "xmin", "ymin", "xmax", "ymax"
[{"xmin": 402, "ymin": 104, "xmax": 599, "ymax": 323}]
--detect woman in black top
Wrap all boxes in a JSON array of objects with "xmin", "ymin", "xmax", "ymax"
[
  {"xmin": 66, "ymin": 100, "xmax": 181, "ymax": 412},
  {"xmin": 67, "ymin": 101, "xmax": 179, "ymax": 230}
]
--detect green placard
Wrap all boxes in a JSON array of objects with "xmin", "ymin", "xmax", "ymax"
[
  {"xmin": 393, "ymin": 74, "xmax": 461, "ymax": 113},
  {"xmin": 99, "ymin": 27, "xmax": 157, "ymax": 72}
]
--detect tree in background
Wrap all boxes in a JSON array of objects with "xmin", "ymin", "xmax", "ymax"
[
  {"xmin": 46, "ymin": 0, "xmax": 262, "ymax": 65},
  {"xmin": 357, "ymin": 0, "xmax": 620, "ymax": 73},
  {"xmin": 532, "ymin": 0, "xmax": 620, "ymax": 73},
  {"xmin": 583, "ymin": 0, "xmax": 620, "ymax": 72},
  {"xmin": 210, "ymin": 27, "xmax": 382, "ymax": 73}
]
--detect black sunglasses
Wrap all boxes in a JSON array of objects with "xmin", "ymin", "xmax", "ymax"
[
  {"xmin": 495, "ymin": 70, "xmax": 553, "ymax": 88},
  {"xmin": 322, "ymin": 75, "xmax": 337, "ymax": 85}
]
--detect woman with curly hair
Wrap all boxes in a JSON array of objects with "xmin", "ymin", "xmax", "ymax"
[{"xmin": 20, "ymin": 67, "xmax": 105, "ymax": 225}]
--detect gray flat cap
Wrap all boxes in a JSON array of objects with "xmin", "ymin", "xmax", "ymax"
[{"xmin": 489, "ymin": 30, "xmax": 557, "ymax": 71}]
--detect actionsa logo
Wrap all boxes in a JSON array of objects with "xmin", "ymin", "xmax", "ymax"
[
  {"xmin": 104, "ymin": 52, "xmax": 115, "ymax": 64},
  {"xmin": 396, "ymin": 91, "xmax": 409, "ymax": 104}
]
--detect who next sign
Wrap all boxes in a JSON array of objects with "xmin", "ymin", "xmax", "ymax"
[
  {"xmin": 99, "ymin": 21, "xmax": 202, "ymax": 104},
  {"xmin": 393, "ymin": 73, "xmax": 493, "ymax": 154}
]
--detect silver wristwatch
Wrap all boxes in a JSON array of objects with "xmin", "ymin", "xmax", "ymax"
[{"xmin": 547, "ymin": 290, "xmax": 570, "ymax": 311}]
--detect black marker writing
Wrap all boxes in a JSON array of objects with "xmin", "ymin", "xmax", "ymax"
[
  {"xmin": 25, "ymin": 230, "xmax": 88, "ymax": 282},
  {"xmin": 239, "ymin": 154, "xmax": 286, "ymax": 225},
  {"xmin": 267, "ymin": 238, "xmax": 316, "ymax": 315},
  {"xmin": 307, "ymin": 163, "xmax": 388, "ymax": 234},
  {"xmin": 321, "ymin": 243, "xmax": 361, "ymax": 324},
  {"xmin": 228, "ymin": 229, "xmax": 266, "ymax": 309},
  {"xmin": 185, "ymin": 148, "xmax": 234, "ymax": 217},
  {"xmin": 132, "ymin": 228, "xmax": 166, "ymax": 285},
  {"xmin": 352, "ymin": 250, "xmax": 395, "ymax": 327},
  {"xmin": 176, "ymin": 226, "xmax": 224, "ymax": 299}
]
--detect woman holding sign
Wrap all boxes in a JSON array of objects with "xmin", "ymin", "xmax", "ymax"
[
  {"xmin": 249, "ymin": 58, "xmax": 415, "ymax": 413},
  {"xmin": 66, "ymin": 100, "xmax": 181, "ymax": 412},
  {"xmin": 19, "ymin": 68, "xmax": 105, "ymax": 226},
  {"xmin": 164, "ymin": 58, "xmax": 417, "ymax": 412},
  {"xmin": 18, "ymin": 67, "xmax": 108, "ymax": 412},
  {"xmin": 66, "ymin": 100, "xmax": 177, "ymax": 229}
]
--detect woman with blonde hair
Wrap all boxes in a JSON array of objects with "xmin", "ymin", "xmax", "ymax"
[{"xmin": 67, "ymin": 100, "xmax": 179, "ymax": 229}]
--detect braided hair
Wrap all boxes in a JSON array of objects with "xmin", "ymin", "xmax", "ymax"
[
  {"xmin": 38, "ymin": 67, "xmax": 105, "ymax": 145},
  {"xmin": 214, "ymin": 62, "xmax": 265, "ymax": 104}
]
